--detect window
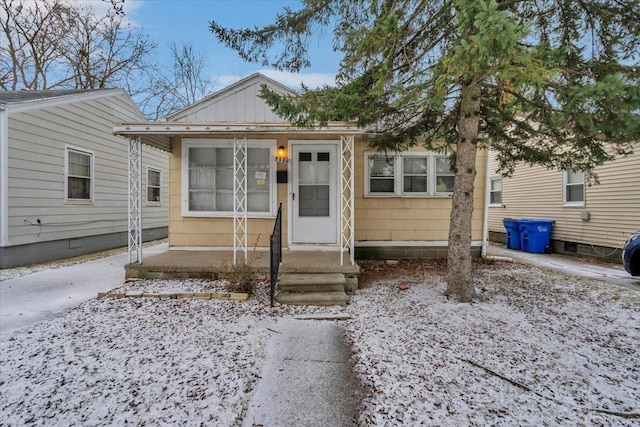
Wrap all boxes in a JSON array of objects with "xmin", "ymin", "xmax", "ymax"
[
  {"xmin": 182, "ymin": 139, "xmax": 274, "ymax": 216},
  {"xmin": 147, "ymin": 168, "xmax": 161, "ymax": 204},
  {"xmin": 564, "ymin": 170, "xmax": 584, "ymax": 205},
  {"xmin": 365, "ymin": 152, "xmax": 454, "ymax": 196},
  {"xmin": 435, "ymin": 157, "xmax": 455, "ymax": 194},
  {"xmin": 65, "ymin": 147, "xmax": 93, "ymax": 202},
  {"xmin": 403, "ymin": 156, "xmax": 428, "ymax": 193},
  {"xmin": 369, "ymin": 155, "xmax": 396, "ymax": 193},
  {"xmin": 490, "ymin": 177, "xmax": 502, "ymax": 205}
]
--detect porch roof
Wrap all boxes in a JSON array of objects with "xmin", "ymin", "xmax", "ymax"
[{"xmin": 113, "ymin": 121, "xmax": 369, "ymax": 152}]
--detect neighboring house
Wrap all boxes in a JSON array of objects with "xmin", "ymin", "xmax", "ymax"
[
  {"xmin": 114, "ymin": 73, "xmax": 488, "ymax": 263},
  {"xmin": 0, "ymin": 89, "xmax": 169, "ymax": 268},
  {"xmin": 487, "ymin": 143, "xmax": 640, "ymax": 263}
]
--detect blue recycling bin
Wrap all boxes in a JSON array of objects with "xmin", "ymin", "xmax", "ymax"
[
  {"xmin": 503, "ymin": 219, "xmax": 522, "ymax": 250},
  {"xmin": 519, "ymin": 219, "xmax": 555, "ymax": 254}
]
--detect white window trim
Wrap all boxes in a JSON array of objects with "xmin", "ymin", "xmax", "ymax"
[
  {"xmin": 562, "ymin": 170, "xmax": 585, "ymax": 207},
  {"xmin": 181, "ymin": 138, "xmax": 277, "ymax": 218},
  {"xmin": 146, "ymin": 166, "xmax": 162, "ymax": 206},
  {"xmin": 489, "ymin": 177, "xmax": 502, "ymax": 207},
  {"xmin": 434, "ymin": 155, "xmax": 455, "ymax": 196},
  {"xmin": 364, "ymin": 151, "xmax": 454, "ymax": 197},
  {"xmin": 64, "ymin": 145, "xmax": 94, "ymax": 204},
  {"xmin": 365, "ymin": 152, "xmax": 399, "ymax": 195}
]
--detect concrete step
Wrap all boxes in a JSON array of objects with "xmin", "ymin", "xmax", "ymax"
[
  {"xmin": 275, "ymin": 291, "xmax": 349, "ymax": 306},
  {"xmin": 278, "ymin": 273, "xmax": 346, "ymax": 293}
]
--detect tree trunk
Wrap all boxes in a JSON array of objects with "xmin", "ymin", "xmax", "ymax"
[{"xmin": 445, "ymin": 79, "xmax": 481, "ymax": 302}]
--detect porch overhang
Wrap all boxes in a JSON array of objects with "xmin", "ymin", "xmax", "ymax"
[
  {"xmin": 116, "ymin": 121, "xmax": 364, "ymax": 266},
  {"xmin": 113, "ymin": 121, "xmax": 369, "ymax": 152}
]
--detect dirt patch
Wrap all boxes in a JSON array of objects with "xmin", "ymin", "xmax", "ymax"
[{"xmin": 357, "ymin": 257, "xmax": 511, "ymax": 288}]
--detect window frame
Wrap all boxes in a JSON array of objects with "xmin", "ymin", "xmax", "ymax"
[
  {"xmin": 563, "ymin": 170, "xmax": 585, "ymax": 207},
  {"xmin": 489, "ymin": 177, "xmax": 502, "ymax": 206},
  {"xmin": 401, "ymin": 154, "xmax": 430, "ymax": 196},
  {"xmin": 64, "ymin": 145, "xmax": 94, "ymax": 204},
  {"xmin": 368, "ymin": 153, "xmax": 400, "ymax": 195},
  {"xmin": 364, "ymin": 151, "xmax": 454, "ymax": 197},
  {"xmin": 181, "ymin": 138, "xmax": 277, "ymax": 218},
  {"xmin": 146, "ymin": 167, "xmax": 162, "ymax": 206},
  {"xmin": 434, "ymin": 155, "xmax": 455, "ymax": 196}
]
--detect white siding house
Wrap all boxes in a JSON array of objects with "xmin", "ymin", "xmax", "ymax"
[{"xmin": 0, "ymin": 89, "xmax": 169, "ymax": 268}]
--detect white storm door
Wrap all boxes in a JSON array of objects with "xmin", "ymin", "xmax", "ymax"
[{"xmin": 291, "ymin": 144, "xmax": 338, "ymax": 244}]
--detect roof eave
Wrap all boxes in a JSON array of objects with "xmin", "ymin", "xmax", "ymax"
[{"xmin": 114, "ymin": 122, "xmax": 367, "ymax": 136}]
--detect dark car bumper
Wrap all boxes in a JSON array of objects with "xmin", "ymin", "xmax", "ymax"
[{"xmin": 622, "ymin": 232, "xmax": 640, "ymax": 276}]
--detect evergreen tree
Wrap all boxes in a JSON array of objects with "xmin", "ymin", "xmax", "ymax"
[{"xmin": 211, "ymin": 0, "xmax": 640, "ymax": 301}]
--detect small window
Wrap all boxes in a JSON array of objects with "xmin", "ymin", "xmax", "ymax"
[
  {"xmin": 403, "ymin": 156, "xmax": 429, "ymax": 193},
  {"xmin": 490, "ymin": 177, "xmax": 502, "ymax": 205},
  {"xmin": 66, "ymin": 147, "xmax": 93, "ymax": 201},
  {"xmin": 147, "ymin": 168, "xmax": 161, "ymax": 204},
  {"xmin": 369, "ymin": 155, "xmax": 396, "ymax": 193},
  {"xmin": 564, "ymin": 170, "xmax": 584, "ymax": 205},
  {"xmin": 435, "ymin": 157, "xmax": 455, "ymax": 194}
]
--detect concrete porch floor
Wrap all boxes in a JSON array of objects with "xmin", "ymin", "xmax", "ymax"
[{"xmin": 125, "ymin": 248, "xmax": 360, "ymax": 279}]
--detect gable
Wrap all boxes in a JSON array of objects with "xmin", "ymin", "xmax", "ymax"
[
  {"xmin": 167, "ymin": 73, "xmax": 296, "ymax": 123},
  {"xmin": 1, "ymin": 89, "xmax": 146, "ymax": 121}
]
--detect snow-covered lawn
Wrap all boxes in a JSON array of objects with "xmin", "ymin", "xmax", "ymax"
[
  {"xmin": 1, "ymin": 261, "xmax": 638, "ymax": 426},
  {"xmin": 348, "ymin": 261, "xmax": 639, "ymax": 426}
]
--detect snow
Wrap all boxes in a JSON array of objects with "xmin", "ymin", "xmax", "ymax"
[{"xmin": 1, "ymin": 262, "xmax": 639, "ymax": 426}]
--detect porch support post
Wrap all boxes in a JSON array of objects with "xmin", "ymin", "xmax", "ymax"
[
  {"xmin": 128, "ymin": 136, "xmax": 143, "ymax": 264},
  {"xmin": 340, "ymin": 135, "xmax": 355, "ymax": 265},
  {"xmin": 233, "ymin": 136, "xmax": 248, "ymax": 264}
]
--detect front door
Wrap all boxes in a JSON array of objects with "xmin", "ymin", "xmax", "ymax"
[{"xmin": 291, "ymin": 143, "xmax": 338, "ymax": 244}]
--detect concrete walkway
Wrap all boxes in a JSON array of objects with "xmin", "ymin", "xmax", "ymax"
[
  {"xmin": 487, "ymin": 243, "xmax": 640, "ymax": 291},
  {"xmin": 0, "ymin": 243, "xmax": 168, "ymax": 340},
  {"xmin": 243, "ymin": 317, "xmax": 359, "ymax": 427}
]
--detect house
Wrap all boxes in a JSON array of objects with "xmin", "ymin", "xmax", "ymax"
[
  {"xmin": 0, "ymin": 89, "xmax": 169, "ymax": 268},
  {"xmin": 487, "ymin": 144, "xmax": 640, "ymax": 263},
  {"xmin": 113, "ymin": 73, "xmax": 488, "ymax": 272}
]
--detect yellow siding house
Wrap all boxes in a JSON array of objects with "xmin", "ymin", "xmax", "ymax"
[{"xmin": 115, "ymin": 73, "xmax": 487, "ymax": 264}]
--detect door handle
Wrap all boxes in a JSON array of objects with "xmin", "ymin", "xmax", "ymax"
[{"xmin": 292, "ymin": 193, "xmax": 295, "ymax": 201}]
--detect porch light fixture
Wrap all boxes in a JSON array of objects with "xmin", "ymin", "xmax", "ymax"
[
  {"xmin": 277, "ymin": 145, "xmax": 286, "ymax": 159},
  {"xmin": 276, "ymin": 145, "xmax": 289, "ymax": 163}
]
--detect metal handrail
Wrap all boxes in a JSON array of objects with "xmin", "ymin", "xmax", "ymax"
[{"xmin": 269, "ymin": 203, "xmax": 283, "ymax": 307}]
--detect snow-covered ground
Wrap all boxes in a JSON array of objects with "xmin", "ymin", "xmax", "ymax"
[{"xmin": 1, "ymin": 261, "xmax": 638, "ymax": 426}]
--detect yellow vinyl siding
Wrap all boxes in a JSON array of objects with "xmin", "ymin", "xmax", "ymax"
[
  {"xmin": 169, "ymin": 136, "xmax": 488, "ymax": 248},
  {"xmin": 354, "ymin": 142, "xmax": 486, "ymax": 243}
]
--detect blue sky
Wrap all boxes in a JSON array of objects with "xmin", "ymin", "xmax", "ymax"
[{"xmin": 121, "ymin": 0, "xmax": 341, "ymax": 90}]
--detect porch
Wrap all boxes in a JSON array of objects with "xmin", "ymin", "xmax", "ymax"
[
  {"xmin": 125, "ymin": 248, "xmax": 360, "ymax": 305},
  {"xmin": 125, "ymin": 249, "xmax": 360, "ymax": 279}
]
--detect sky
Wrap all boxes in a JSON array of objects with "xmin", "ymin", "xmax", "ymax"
[{"xmin": 117, "ymin": 0, "xmax": 342, "ymax": 90}]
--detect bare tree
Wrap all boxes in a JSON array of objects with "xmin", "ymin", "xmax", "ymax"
[
  {"xmin": 103, "ymin": 0, "xmax": 125, "ymax": 15},
  {"xmin": 1, "ymin": 0, "xmax": 73, "ymax": 89},
  {"xmin": 0, "ymin": 0, "xmax": 156, "ymax": 93},
  {"xmin": 59, "ymin": 9, "xmax": 156, "ymax": 91},
  {"xmin": 169, "ymin": 43, "xmax": 215, "ymax": 107},
  {"xmin": 1, "ymin": 0, "xmax": 215, "ymax": 120},
  {"xmin": 137, "ymin": 42, "xmax": 216, "ymax": 120}
]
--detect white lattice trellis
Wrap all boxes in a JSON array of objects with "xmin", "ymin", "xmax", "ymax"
[
  {"xmin": 233, "ymin": 136, "xmax": 248, "ymax": 265},
  {"xmin": 128, "ymin": 137, "xmax": 142, "ymax": 264},
  {"xmin": 340, "ymin": 135, "xmax": 355, "ymax": 265}
]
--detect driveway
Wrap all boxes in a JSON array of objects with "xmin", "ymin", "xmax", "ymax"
[
  {"xmin": 488, "ymin": 243, "xmax": 640, "ymax": 291},
  {"xmin": 0, "ymin": 242, "xmax": 168, "ymax": 339}
]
